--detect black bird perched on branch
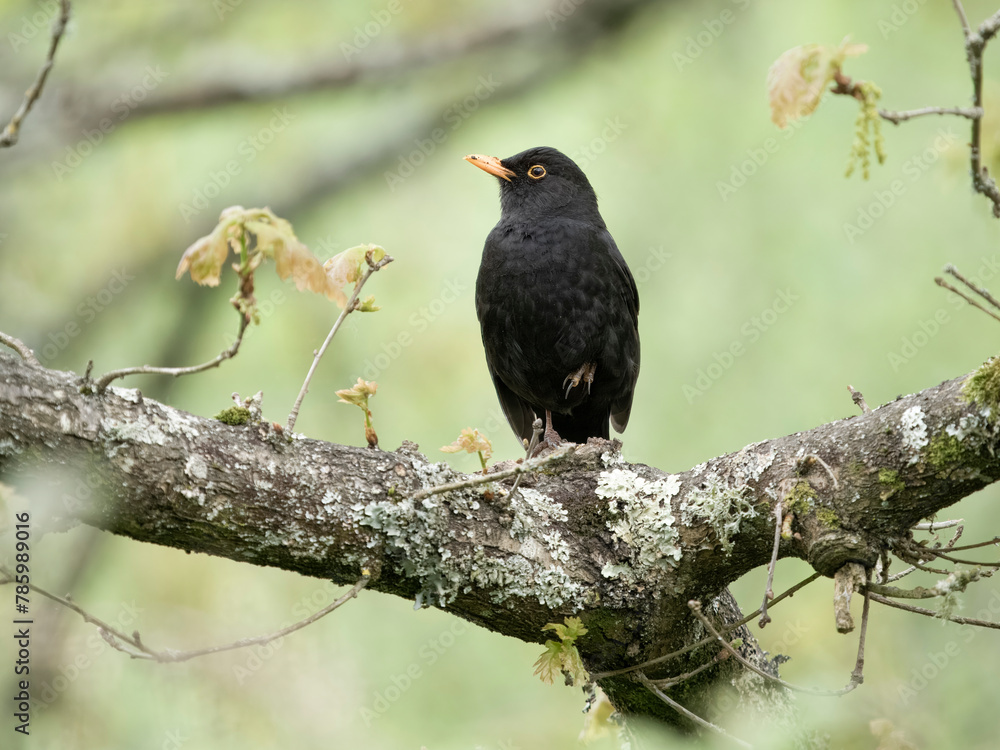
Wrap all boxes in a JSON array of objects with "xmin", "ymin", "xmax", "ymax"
[{"xmin": 465, "ymin": 146, "xmax": 640, "ymax": 448}]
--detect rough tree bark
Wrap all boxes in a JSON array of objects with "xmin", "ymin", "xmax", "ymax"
[{"xmin": 0, "ymin": 353, "xmax": 996, "ymax": 732}]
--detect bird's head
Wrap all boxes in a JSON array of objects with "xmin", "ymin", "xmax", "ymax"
[{"xmin": 464, "ymin": 146, "xmax": 602, "ymax": 223}]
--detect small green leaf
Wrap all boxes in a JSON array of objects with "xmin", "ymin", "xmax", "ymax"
[
  {"xmin": 357, "ymin": 295, "xmax": 381, "ymax": 312},
  {"xmin": 534, "ymin": 617, "xmax": 589, "ymax": 687},
  {"xmin": 532, "ymin": 641, "xmax": 565, "ymax": 685}
]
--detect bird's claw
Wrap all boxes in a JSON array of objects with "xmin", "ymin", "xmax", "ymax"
[{"xmin": 563, "ymin": 363, "xmax": 596, "ymax": 399}]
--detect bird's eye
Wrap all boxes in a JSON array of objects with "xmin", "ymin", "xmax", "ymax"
[{"xmin": 528, "ymin": 165, "xmax": 547, "ymax": 179}]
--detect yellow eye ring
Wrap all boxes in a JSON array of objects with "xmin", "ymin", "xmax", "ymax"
[{"xmin": 528, "ymin": 165, "xmax": 546, "ymax": 179}]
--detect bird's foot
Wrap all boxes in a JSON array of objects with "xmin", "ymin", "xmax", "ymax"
[
  {"xmin": 563, "ymin": 362, "xmax": 597, "ymax": 399},
  {"xmin": 530, "ymin": 410, "xmax": 564, "ymax": 457}
]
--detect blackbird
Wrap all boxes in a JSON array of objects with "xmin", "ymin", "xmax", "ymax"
[{"xmin": 465, "ymin": 146, "xmax": 640, "ymax": 447}]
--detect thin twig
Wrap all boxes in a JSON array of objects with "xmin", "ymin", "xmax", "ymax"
[
  {"xmin": 591, "ymin": 572, "xmax": 822, "ymax": 680},
  {"xmin": 878, "ymin": 105, "xmax": 981, "ymax": 125},
  {"xmin": 957, "ymin": 2, "xmax": 1000, "ymax": 216},
  {"xmin": 0, "ymin": 564, "xmax": 369, "ymax": 662},
  {"xmin": 95, "ymin": 315, "xmax": 249, "ymax": 393},
  {"xmin": 411, "ymin": 444, "xmax": 575, "ymax": 502},
  {"xmin": 936, "ymin": 277, "xmax": 1000, "ymax": 323},
  {"xmin": 636, "ymin": 673, "xmax": 753, "ymax": 748},
  {"xmin": 945, "ymin": 263, "xmax": 1000, "ymax": 311},
  {"xmin": 688, "ymin": 600, "xmax": 861, "ymax": 697},
  {"xmin": 849, "ymin": 568, "xmax": 871, "ymax": 685},
  {"xmin": 885, "ymin": 565, "xmax": 917, "ymax": 583},
  {"xmin": 507, "ymin": 417, "xmax": 544, "ymax": 504},
  {"xmin": 938, "ymin": 536, "xmax": 1000, "ymax": 552},
  {"xmin": 645, "ymin": 657, "xmax": 719, "ymax": 690},
  {"xmin": 803, "ymin": 453, "xmax": 839, "ymax": 490},
  {"xmin": 847, "ymin": 385, "xmax": 871, "ymax": 414},
  {"xmin": 0, "ymin": 0, "xmax": 71, "ymax": 148},
  {"xmin": 926, "ymin": 549, "xmax": 1000, "ymax": 567},
  {"xmin": 759, "ymin": 501, "xmax": 783, "ymax": 627},
  {"xmin": 979, "ymin": 9, "xmax": 1000, "ymax": 44},
  {"xmin": 865, "ymin": 581, "xmax": 950, "ymax": 600},
  {"xmin": 953, "ymin": 0, "xmax": 972, "ymax": 38},
  {"xmin": 286, "ymin": 251, "xmax": 393, "ymax": 432},
  {"xmin": 893, "ymin": 548, "xmax": 954, "ymax": 575},
  {"xmin": 870, "ymin": 592, "xmax": 1000, "ymax": 629},
  {"xmin": 0, "ymin": 331, "xmax": 40, "ymax": 365}
]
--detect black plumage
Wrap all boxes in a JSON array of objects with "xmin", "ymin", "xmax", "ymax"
[{"xmin": 465, "ymin": 146, "xmax": 640, "ymax": 446}]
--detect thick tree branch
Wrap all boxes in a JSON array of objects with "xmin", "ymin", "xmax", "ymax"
[{"xmin": 0, "ymin": 353, "xmax": 996, "ymax": 727}]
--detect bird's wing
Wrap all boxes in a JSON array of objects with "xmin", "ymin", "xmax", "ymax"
[
  {"xmin": 604, "ymin": 232, "xmax": 641, "ymax": 433},
  {"xmin": 487, "ymin": 365, "xmax": 536, "ymax": 445}
]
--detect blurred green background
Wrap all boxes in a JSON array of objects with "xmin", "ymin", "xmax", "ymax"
[{"xmin": 2, "ymin": 0, "xmax": 1000, "ymax": 747}]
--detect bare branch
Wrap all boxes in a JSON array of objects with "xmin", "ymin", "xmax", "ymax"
[
  {"xmin": 759, "ymin": 500, "xmax": 783, "ymax": 627},
  {"xmin": 411, "ymin": 443, "xmax": 576, "ymax": 502},
  {"xmin": 94, "ymin": 314, "xmax": 249, "ymax": 393},
  {"xmin": 865, "ymin": 580, "xmax": 964, "ymax": 600},
  {"xmin": 507, "ymin": 417, "xmax": 544, "ymax": 503},
  {"xmin": 945, "ymin": 263, "xmax": 1000, "ymax": 312},
  {"xmin": 286, "ymin": 252, "xmax": 393, "ymax": 432},
  {"xmin": 0, "ymin": 332, "xmax": 40, "ymax": 365},
  {"xmin": 850, "ymin": 569, "xmax": 872, "ymax": 686},
  {"xmin": 637, "ymin": 673, "xmax": 753, "ymax": 749},
  {"xmin": 591, "ymin": 573, "xmax": 823, "ymax": 680},
  {"xmin": 925, "ymin": 549, "xmax": 1000, "ymax": 567},
  {"xmin": 0, "ymin": 564, "xmax": 369, "ymax": 662},
  {"xmin": 848, "ymin": 385, "xmax": 871, "ymax": 414},
  {"xmin": 953, "ymin": 0, "xmax": 972, "ymax": 39},
  {"xmin": 688, "ymin": 600, "xmax": 861, "ymax": 697},
  {"xmin": 878, "ymin": 105, "xmax": 981, "ymax": 125},
  {"xmin": 935, "ymin": 277, "xmax": 1000, "ymax": 323},
  {"xmin": 0, "ymin": 0, "xmax": 71, "ymax": 148},
  {"xmin": 870, "ymin": 593, "xmax": 1000, "ymax": 629},
  {"xmin": 939, "ymin": 536, "xmax": 1000, "ymax": 552}
]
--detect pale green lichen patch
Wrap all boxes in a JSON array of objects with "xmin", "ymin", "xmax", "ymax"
[
  {"xmin": 101, "ymin": 399, "xmax": 203, "ymax": 450},
  {"xmin": 900, "ymin": 406, "xmax": 928, "ymax": 463},
  {"xmin": 541, "ymin": 530, "xmax": 570, "ymax": 563},
  {"xmin": 350, "ymin": 467, "xmax": 585, "ymax": 610},
  {"xmin": 102, "ymin": 410, "xmax": 169, "ymax": 447},
  {"xmin": 601, "ymin": 448, "xmax": 624, "ymax": 467},
  {"xmin": 468, "ymin": 552, "xmax": 585, "ymax": 608},
  {"xmin": 729, "ymin": 443, "xmax": 775, "ymax": 484},
  {"xmin": 946, "ymin": 414, "xmax": 988, "ymax": 443},
  {"xmin": 596, "ymin": 468, "xmax": 682, "ymax": 582},
  {"xmin": 184, "ymin": 453, "xmax": 208, "ymax": 481},
  {"xmin": 680, "ymin": 475, "xmax": 757, "ymax": 553},
  {"xmin": 509, "ymin": 487, "xmax": 568, "ymax": 543}
]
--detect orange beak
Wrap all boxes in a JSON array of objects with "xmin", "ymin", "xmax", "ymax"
[{"xmin": 464, "ymin": 153, "xmax": 515, "ymax": 182}]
